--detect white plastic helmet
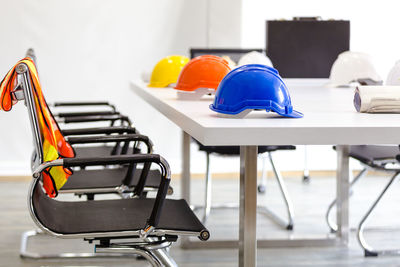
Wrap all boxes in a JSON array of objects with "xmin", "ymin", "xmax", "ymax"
[
  {"xmin": 329, "ymin": 51, "xmax": 382, "ymax": 87},
  {"xmin": 386, "ymin": 60, "xmax": 400, "ymax": 85},
  {"xmin": 221, "ymin": 55, "xmax": 237, "ymax": 69},
  {"xmin": 237, "ymin": 51, "xmax": 273, "ymax": 67},
  {"xmin": 141, "ymin": 70, "xmax": 151, "ymax": 83}
]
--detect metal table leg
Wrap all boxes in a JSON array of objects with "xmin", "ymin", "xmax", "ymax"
[
  {"xmin": 239, "ymin": 146, "xmax": 258, "ymax": 267},
  {"xmin": 336, "ymin": 145, "xmax": 350, "ymax": 245},
  {"xmin": 181, "ymin": 131, "xmax": 191, "ymax": 203},
  {"xmin": 180, "ymin": 131, "xmax": 191, "ymax": 247}
]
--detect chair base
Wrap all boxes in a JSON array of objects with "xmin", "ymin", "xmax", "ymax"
[
  {"xmin": 96, "ymin": 237, "xmax": 177, "ymax": 267},
  {"xmin": 20, "ymin": 229, "xmax": 178, "ymax": 266},
  {"xmin": 20, "ymin": 229, "xmax": 132, "ymax": 259},
  {"xmin": 357, "ymin": 172, "xmax": 400, "ymax": 257}
]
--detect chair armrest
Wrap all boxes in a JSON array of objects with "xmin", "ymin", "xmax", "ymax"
[
  {"xmin": 66, "ymin": 134, "xmax": 153, "ymax": 153},
  {"xmin": 32, "ymin": 154, "xmax": 171, "ymax": 234},
  {"xmin": 52, "ymin": 101, "xmax": 116, "ymax": 111},
  {"xmin": 60, "ymin": 114, "xmax": 132, "ymax": 125},
  {"xmin": 55, "ymin": 111, "xmax": 120, "ymax": 118},
  {"xmin": 61, "ymin": 126, "xmax": 137, "ymax": 136}
]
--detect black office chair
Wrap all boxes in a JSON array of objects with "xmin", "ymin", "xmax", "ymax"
[
  {"xmin": 326, "ymin": 145, "xmax": 400, "ymax": 256},
  {"xmin": 14, "ymin": 59, "xmax": 209, "ymax": 266}
]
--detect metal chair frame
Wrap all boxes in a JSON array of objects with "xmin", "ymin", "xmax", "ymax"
[
  {"xmin": 325, "ymin": 150, "xmax": 400, "ymax": 257},
  {"xmin": 15, "ymin": 61, "xmax": 208, "ymax": 266}
]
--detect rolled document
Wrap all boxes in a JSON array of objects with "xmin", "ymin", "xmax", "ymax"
[{"xmin": 354, "ymin": 86, "xmax": 400, "ymax": 113}]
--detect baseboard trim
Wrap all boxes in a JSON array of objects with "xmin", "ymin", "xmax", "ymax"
[
  {"xmin": 172, "ymin": 169, "xmax": 387, "ymax": 179},
  {"xmin": 0, "ymin": 169, "xmax": 388, "ymax": 182}
]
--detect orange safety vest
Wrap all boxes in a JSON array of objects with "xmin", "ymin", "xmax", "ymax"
[{"xmin": 0, "ymin": 58, "xmax": 75, "ymax": 197}]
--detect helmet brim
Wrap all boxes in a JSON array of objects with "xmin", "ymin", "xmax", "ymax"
[
  {"xmin": 276, "ymin": 109, "xmax": 303, "ymax": 118},
  {"xmin": 210, "ymin": 104, "xmax": 304, "ymax": 118}
]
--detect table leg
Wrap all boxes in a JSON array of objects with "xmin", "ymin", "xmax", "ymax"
[
  {"xmin": 181, "ymin": 131, "xmax": 191, "ymax": 203},
  {"xmin": 336, "ymin": 145, "xmax": 350, "ymax": 245},
  {"xmin": 180, "ymin": 131, "xmax": 191, "ymax": 247},
  {"xmin": 239, "ymin": 146, "xmax": 258, "ymax": 267}
]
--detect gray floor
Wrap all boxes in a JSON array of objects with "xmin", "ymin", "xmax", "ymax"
[{"xmin": 1, "ymin": 173, "xmax": 400, "ymax": 267}]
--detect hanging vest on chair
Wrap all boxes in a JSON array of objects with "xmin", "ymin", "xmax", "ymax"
[{"xmin": 0, "ymin": 57, "xmax": 75, "ymax": 197}]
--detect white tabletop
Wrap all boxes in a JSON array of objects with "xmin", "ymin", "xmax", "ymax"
[{"xmin": 130, "ymin": 79, "xmax": 400, "ymax": 146}]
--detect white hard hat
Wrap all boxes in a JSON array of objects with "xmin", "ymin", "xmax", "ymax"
[
  {"xmin": 329, "ymin": 51, "xmax": 381, "ymax": 87},
  {"xmin": 386, "ymin": 60, "xmax": 400, "ymax": 85},
  {"xmin": 141, "ymin": 70, "xmax": 152, "ymax": 83},
  {"xmin": 237, "ymin": 51, "xmax": 273, "ymax": 67},
  {"xmin": 221, "ymin": 55, "xmax": 237, "ymax": 69}
]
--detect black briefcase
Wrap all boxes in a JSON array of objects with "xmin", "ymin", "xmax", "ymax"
[{"xmin": 266, "ymin": 17, "xmax": 350, "ymax": 78}]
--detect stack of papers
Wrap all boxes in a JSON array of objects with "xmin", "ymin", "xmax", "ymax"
[{"xmin": 354, "ymin": 86, "xmax": 400, "ymax": 113}]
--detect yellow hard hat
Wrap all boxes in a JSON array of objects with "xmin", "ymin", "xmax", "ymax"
[{"xmin": 148, "ymin": 55, "xmax": 189, "ymax": 87}]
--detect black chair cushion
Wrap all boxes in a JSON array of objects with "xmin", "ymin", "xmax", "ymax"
[
  {"xmin": 33, "ymin": 184, "xmax": 206, "ymax": 235},
  {"xmin": 62, "ymin": 167, "xmax": 162, "ymax": 190},
  {"xmin": 195, "ymin": 139, "xmax": 295, "ymax": 155},
  {"xmin": 74, "ymin": 145, "xmax": 126, "ymax": 157},
  {"xmin": 347, "ymin": 145, "xmax": 400, "ymax": 166}
]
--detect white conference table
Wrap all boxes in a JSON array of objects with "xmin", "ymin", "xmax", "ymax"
[{"xmin": 130, "ymin": 79, "xmax": 400, "ymax": 267}]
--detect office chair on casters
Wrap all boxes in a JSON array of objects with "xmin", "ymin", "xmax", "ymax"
[
  {"xmin": 195, "ymin": 141, "xmax": 295, "ymax": 230},
  {"xmin": 325, "ymin": 145, "xmax": 400, "ymax": 256},
  {"xmin": 13, "ymin": 60, "xmax": 209, "ymax": 266}
]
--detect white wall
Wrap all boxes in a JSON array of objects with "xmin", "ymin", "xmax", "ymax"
[
  {"xmin": 0, "ymin": 0, "xmax": 244, "ymax": 175},
  {"xmin": 239, "ymin": 0, "xmax": 400, "ymax": 172},
  {"xmin": 2, "ymin": 0, "xmax": 387, "ymax": 176},
  {"xmin": 241, "ymin": 0, "xmax": 400, "ymax": 78},
  {"xmin": 0, "ymin": 0, "xmax": 209, "ymax": 174}
]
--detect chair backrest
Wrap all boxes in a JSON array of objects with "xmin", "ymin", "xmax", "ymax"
[
  {"xmin": 1, "ymin": 58, "xmax": 74, "ymax": 197},
  {"xmin": 190, "ymin": 48, "xmax": 263, "ymax": 62}
]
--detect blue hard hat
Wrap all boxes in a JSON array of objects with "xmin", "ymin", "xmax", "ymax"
[{"xmin": 209, "ymin": 64, "xmax": 303, "ymax": 118}]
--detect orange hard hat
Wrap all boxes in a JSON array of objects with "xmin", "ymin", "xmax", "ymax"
[{"xmin": 174, "ymin": 55, "xmax": 231, "ymax": 92}]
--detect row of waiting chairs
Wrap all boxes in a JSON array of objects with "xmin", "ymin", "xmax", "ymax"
[{"xmin": 2, "ymin": 49, "xmax": 209, "ymax": 267}]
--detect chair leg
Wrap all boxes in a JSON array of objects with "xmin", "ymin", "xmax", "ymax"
[
  {"xmin": 150, "ymin": 247, "xmax": 178, "ymax": 267},
  {"xmin": 258, "ymin": 153, "xmax": 268, "ymax": 194},
  {"xmin": 202, "ymin": 152, "xmax": 212, "ymax": 224},
  {"xmin": 268, "ymin": 152, "xmax": 294, "ymax": 230},
  {"xmin": 95, "ymin": 237, "xmax": 177, "ymax": 267},
  {"xmin": 325, "ymin": 167, "xmax": 368, "ymax": 233},
  {"xmin": 303, "ymin": 145, "xmax": 310, "ymax": 183},
  {"xmin": 357, "ymin": 172, "xmax": 400, "ymax": 257},
  {"xmin": 257, "ymin": 152, "xmax": 294, "ymax": 230}
]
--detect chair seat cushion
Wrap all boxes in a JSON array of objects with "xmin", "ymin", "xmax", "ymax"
[
  {"xmin": 195, "ymin": 139, "xmax": 295, "ymax": 155},
  {"xmin": 62, "ymin": 167, "xmax": 162, "ymax": 190},
  {"xmin": 33, "ymin": 184, "xmax": 206, "ymax": 235},
  {"xmin": 347, "ymin": 145, "xmax": 400, "ymax": 165},
  {"xmin": 74, "ymin": 145, "xmax": 124, "ymax": 157}
]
